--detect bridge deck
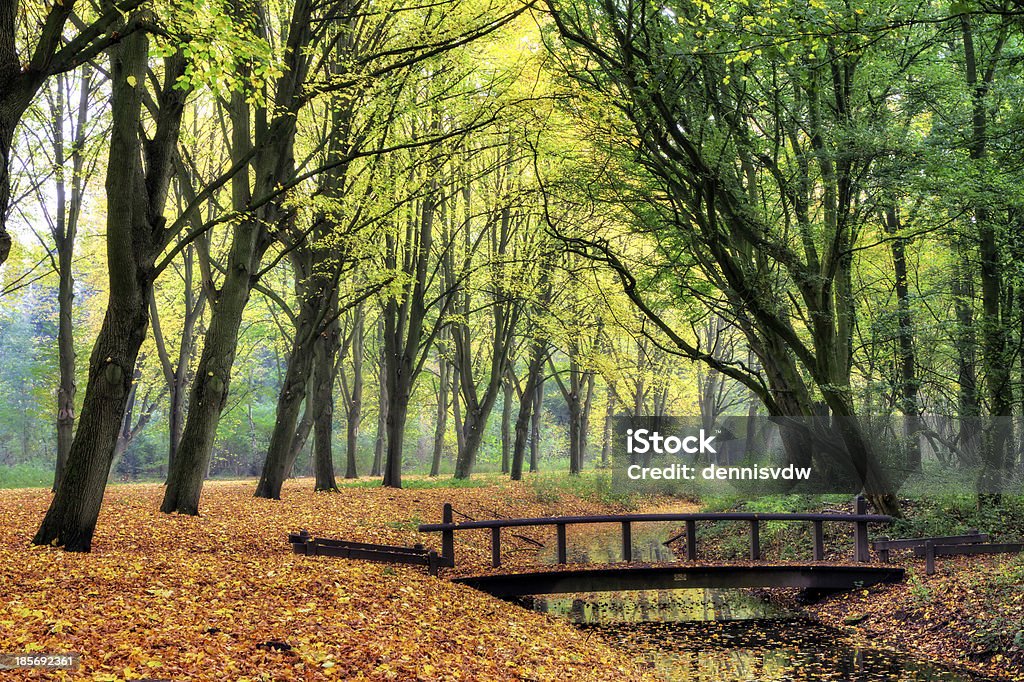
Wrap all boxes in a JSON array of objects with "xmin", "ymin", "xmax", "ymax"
[{"xmin": 453, "ymin": 564, "xmax": 905, "ymax": 598}]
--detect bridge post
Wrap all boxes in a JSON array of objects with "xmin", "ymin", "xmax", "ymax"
[
  {"xmin": 925, "ymin": 540, "xmax": 936, "ymax": 575},
  {"xmin": 556, "ymin": 523, "xmax": 567, "ymax": 564},
  {"xmin": 876, "ymin": 537, "xmax": 890, "ymax": 563},
  {"xmin": 813, "ymin": 521, "xmax": 825, "ymax": 561},
  {"xmin": 685, "ymin": 520, "xmax": 697, "ymax": 560},
  {"xmin": 749, "ymin": 520, "xmax": 760, "ymax": 560},
  {"xmin": 491, "ymin": 527, "xmax": 501, "ymax": 568},
  {"xmin": 442, "ymin": 503, "xmax": 455, "ymax": 567},
  {"xmin": 621, "ymin": 521, "xmax": 632, "ymax": 563},
  {"xmin": 854, "ymin": 495, "xmax": 870, "ymax": 563}
]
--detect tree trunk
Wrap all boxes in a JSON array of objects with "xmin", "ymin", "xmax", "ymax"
[
  {"xmin": 452, "ymin": 364, "xmax": 465, "ymax": 460},
  {"xmin": 530, "ymin": 374, "xmax": 543, "ymax": 473},
  {"xmin": 511, "ymin": 339, "xmax": 546, "ymax": 480},
  {"xmin": 342, "ymin": 305, "xmax": 363, "ymax": 480},
  {"xmin": 885, "ymin": 206, "xmax": 922, "ymax": 470},
  {"xmin": 382, "ymin": 362, "xmax": 412, "ymax": 488},
  {"xmin": 162, "ymin": 222, "xmax": 268, "ymax": 513},
  {"xmin": 151, "ymin": 244, "xmax": 205, "ymax": 482},
  {"xmin": 313, "ymin": 307, "xmax": 342, "ymax": 490},
  {"xmin": 452, "ymin": 378, "xmax": 506, "ymax": 478},
  {"xmin": 823, "ymin": 390, "xmax": 901, "ymax": 516},
  {"xmin": 953, "ymin": 232, "xmax": 981, "ymax": 463},
  {"xmin": 601, "ymin": 391, "xmax": 615, "ymax": 467},
  {"xmin": 454, "ymin": 408, "xmax": 487, "ymax": 478},
  {"xmin": 552, "ymin": 355, "xmax": 582, "ymax": 475},
  {"xmin": 961, "ymin": 14, "xmax": 1011, "ymax": 505},
  {"xmin": 500, "ymin": 370, "xmax": 513, "ymax": 474},
  {"xmin": 161, "ymin": 0, "xmax": 313, "ymax": 514},
  {"xmin": 450, "ymin": 213, "xmax": 518, "ymax": 478},
  {"xmin": 50, "ymin": 68, "xmax": 92, "ymax": 490},
  {"xmin": 1, "ymin": 0, "xmax": 148, "ymax": 269},
  {"xmin": 430, "ymin": 332, "xmax": 450, "ymax": 477},
  {"xmin": 580, "ymin": 369, "xmax": 595, "ymax": 467},
  {"xmin": 0, "ymin": 59, "xmax": 37, "ymax": 272},
  {"xmin": 34, "ymin": 30, "xmax": 185, "ymax": 550},
  {"xmin": 289, "ymin": 395, "xmax": 314, "ymax": 476},
  {"xmin": 381, "ymin": 183, "xmax": 440, "ymax": 487},
  {"xmin": 254, "ymin": 298, "xmax": 319, "ymax": 499},
  {"xmin": 371, "ymin": 321, "xmax": 387, "ymax": 477}
]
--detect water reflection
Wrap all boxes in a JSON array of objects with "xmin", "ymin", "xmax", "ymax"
[
  {"xmin": 590, "ymin": 620, "xmax": 989, "ymax": 681},
  {"xmin": 537, "ymin": 521, "xmax": 680, "ymax": 565},
  {"xmin": 529, "ymin": 522, "xmax": 990, "ymax": 681},
  {"xmin": 532, "ymin": 588, "xmax": 784, "ymax": 623}
]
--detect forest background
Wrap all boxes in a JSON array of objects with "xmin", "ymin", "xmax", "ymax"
[{"xmin": 2, "ymin": 0, "xmax": 1024, "ymax": 550}]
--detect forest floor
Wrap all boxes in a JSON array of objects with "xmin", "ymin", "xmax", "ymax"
[
  {"xmin": 793, "ymin": 520, "xmax": 1024, "ymax": 682},
  {"xmin": 794, "ymin": 553, "xmax": 1024, "ymax": 681},
  {"xmin": 3, "ymin": 478, "xmax": 1022, "ymax": 681},
  {"xmin": 0, "ymin": 477, "xmax": 658, "ymax": 681},
  {"xmin": 685, "ymin": 496, "xmax": 1024, "ymax": 681}
]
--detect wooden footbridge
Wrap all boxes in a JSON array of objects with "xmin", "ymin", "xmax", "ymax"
[{"xmin": 415, "ymin": 496, "xmax": 906, "ymax": 598}]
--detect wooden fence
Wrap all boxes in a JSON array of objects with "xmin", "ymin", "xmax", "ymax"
[{"xmin": 418, "ymin": 496, "xmax": 893, "ymax": 569}]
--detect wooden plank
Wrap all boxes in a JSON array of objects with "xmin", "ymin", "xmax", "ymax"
[
  {"xmin": 454, "ymin": 565, "xmax": 906, "ymax": 599},
  {"xmin": 685, "ymin": 520, "xmax": 697, "ymax": 561},
  {"xmin": 556, "ymin": 523, "xmax": 567, "ymax": 565},
  {"xmin": 288, "ymin": 531, "xmax": 311, "ymax": 543},
  {"xmin": 307, "ymin": 545, "xmax": 432, "ymax": 566},
  {"xmin": 491, "ymin": 527, "xmax": 501, "ymax": 568},
  {"xmin": 418, "ymin": 511, "xmax": 895, "ymax": 532},
  {"xmin": 308, "ymin": 540, "xmax": 427, "ymax": 557},
  {"xmin": 854, "ymin": 496, "xmax": 870, "ymax": 563},
  {"xmin": 925, "ymin": 540, "xmax": 935, "ymax": 575},
  {"xmin": 813, "ymin": 521, "xmax": 825, "ymax": 561},
  {"xmin": 876, "ymin": 536, "xmax": 890, "ymax": 563},
  {"xmin": 913, "ymin": 542, "xmax": 1024, "ymax": 559},
  {"xmin": 749, "ymin": 520, "xmax": 760, "ymax": 561},
  {"xmin": 288, "ymin": 534, "xmax": 452, "ymax": 575},
  {"xmin": 873, "ymin": 532, "xmax": 988, "ymax": 552},
  {"xmin": 305, "ymin": 538, "xmax": 429, "ymax": 554},
  {"xmin": 291, "ymin": 540, "xmax": 314, "ymax": 556},
  {"xmin": 622, "ymin": 521, "xmax": 632, "ymax": 563},
  {"xmin": 442, "ymin": 503, "xmax": 455, "ymax": 568}
]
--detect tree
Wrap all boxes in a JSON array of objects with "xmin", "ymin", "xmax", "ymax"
[
  {"xmin": 542, "ymin": 0, "xmax": 921, "ymax": 513},
  {"xmin": 164, "ymin": 0, "xmax": 318, "ymax": 513},
  {"xmin": 13, "ymin": 65, "xmax": 105, "ymax": 488},
  {"xmin": 1, "ymin": 0, "xmax": 146, "ymax": 269},
  {"xmin": 511, "ymin": 253, "xmax": 553, "ymax": 480},
  {"xmin": 33, "ymin": 20, "xmax": 190, "ymax": 550},
  {"xmin": 338, "ymin": 303, "xmax": 365, "ymax": 481},
  {"xmin": 547, "ymin": 257, "xmax": 602, "ymax": 474}
]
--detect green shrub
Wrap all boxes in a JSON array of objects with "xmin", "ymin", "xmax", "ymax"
[{"xmin": 0, "ymin": 460, "xmax": 53, "ymax": 488}]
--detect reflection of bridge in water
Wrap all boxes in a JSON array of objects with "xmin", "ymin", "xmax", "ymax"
[{"xmin": 417, "ymin": 497, "xmax": 905, "ymax": 598}]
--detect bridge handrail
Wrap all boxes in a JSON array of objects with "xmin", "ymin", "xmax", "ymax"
[
  {"xmin": 417, "ymin": 496, "xmax": 890, "ymax": 569},
  {"xmin": 417, "ymin": 511, "xmax": 893, "ymax": 532}
]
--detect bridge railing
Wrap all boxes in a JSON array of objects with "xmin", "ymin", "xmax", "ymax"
[{"xmin": 417, "ymin": 496, "xmax": 893, "ymax": 569}]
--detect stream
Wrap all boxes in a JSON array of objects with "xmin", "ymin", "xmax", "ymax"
[{"xmin": 525, "ymin": 521, "xmax": 995, "ymax": 681}]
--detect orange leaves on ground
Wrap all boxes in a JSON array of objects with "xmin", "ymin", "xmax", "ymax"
[
  {"xmin": 799, "ymin": 554, "xmax": 1024, "ymax": 681},
  {"xmin": 0, "ymin": 479, "xmax": 654, "ymax": 681}
]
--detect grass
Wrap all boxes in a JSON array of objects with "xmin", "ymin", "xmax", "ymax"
[
  {"xmin": 525, "ymin": 469, "xmax": 645, "ymax": 508},
  {"xmin": 0, "ymin": 461, "xmax": 54, "ymax": 488},
  {"xmin": 890, "ymin": 492, "xmax": 1024, "ymax": 541},
  {"xmin": 334, "ymin": 474, "xmax": 496, "ymax": 490}
]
